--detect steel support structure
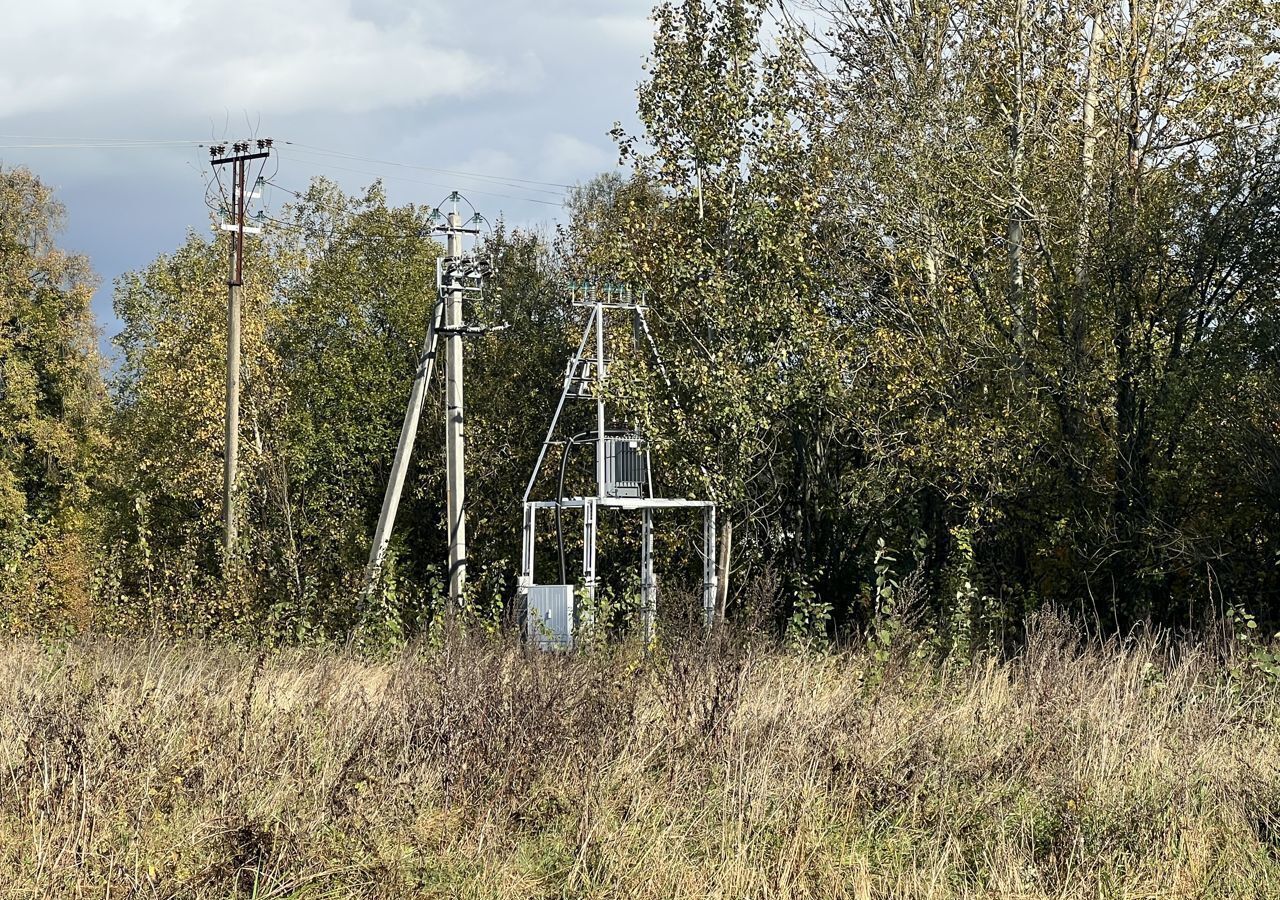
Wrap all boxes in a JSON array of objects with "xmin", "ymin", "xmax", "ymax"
[
  {"xmin": 521, "ymin": 497, "xmax": 717, "ymax": 640},
  {"xmin": 519, "ymin": 281, "xmax": 717, "ymax": 647}
]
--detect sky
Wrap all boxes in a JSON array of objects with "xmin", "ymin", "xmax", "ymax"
[{"xmin": 0, "ymin": 0, "xmax": 657, "ymax": 355}]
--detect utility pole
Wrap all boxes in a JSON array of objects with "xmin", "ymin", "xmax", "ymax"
[
  {"xmin": 363, "ymin": 296, "xmax": 443, "ymax": 591},
  {"xmin": 363, "ymin": 196, "xmax": 495, "ymax": 610},
  {"xmin": 209, "ymin": 139, "xmax": 271, "ymax": 575},
  {"xmin": 444, "ymin": 209, "xmax": 467, "ymax": 608}
]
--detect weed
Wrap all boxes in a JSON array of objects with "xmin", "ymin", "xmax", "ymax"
[{"xmin": 1, "ymin": 620, "xmax": 1278, "ymax": 897}]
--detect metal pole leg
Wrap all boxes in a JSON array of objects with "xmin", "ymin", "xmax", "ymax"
[
  {"xmin": 641, "ymin": 508, "xmax": 656, "ymax": 644},
  {"xmin": 703, "ymin": 505, "xmax": 718, "ymax": 630},
  {"xmin": 521, "ymin": 504, "xmax": 536, "ymax": 586},
  {"xmin": 581, "ymin": 498, "xmax": 597, "ymax": 644},
  {"xmin": 520, "ymin": 503, "xmax": 536, "ymax": 642}
]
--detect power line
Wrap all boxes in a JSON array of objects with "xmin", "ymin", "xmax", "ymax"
[
  {"xmin": 0, "ymin": 140, "xmax": 209, "ymax": 150},
  {"xmin": 285, "ymin": 145, "xmax": 567, "ymax": 198},
  {"xmin": 1, "ymin": 134, "xmax": 581, "ymax": 208},
  {"xmin": 274, "ymin": 148, "xmax": 566, "ymax": 208},
  {"xmin": 262, "ymin": 181, "xmax": 493, "ymax": 242},
  {"xmin": 0, "ymin": 134, "xmax": 207, "ymax": 142},
  {"xmin": 285, "ymin": 141, "xmax": 573, "ymax": 190},
  {"xmin": 277, "ymin": 148, "xmax": 566, "ymax": 206}
]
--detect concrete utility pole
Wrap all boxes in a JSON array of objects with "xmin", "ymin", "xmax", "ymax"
[
  {"xmin": 209, "ymin": 140, "xmax": 271, "ymax": 573},
  {"xmin": 444, "ymin": 210, "xmax": 467, "ymax": 607},
  {"xmin": 363, "ymin": 296, "xmax": 443, "ymax": 592},
  {"xmin": 225, "ymin": 176, "xmax": 242, "ymax": 559},
  {"xmin": 363, "ymin": 199, "xmax": 495, "ymax": 607}
]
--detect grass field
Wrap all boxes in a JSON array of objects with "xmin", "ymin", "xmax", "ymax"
[{"xmin": 3, "ymin": 615, "xmax": 1279, "ymax": 898}]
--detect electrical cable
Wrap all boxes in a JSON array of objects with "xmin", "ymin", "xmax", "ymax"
[
  {"xmin": 267, "ymin": 180, "xmax": 495, "ymax": 246},
  {"xmin": 265, "ymin": 179, "xmax": 418, "ymax": 227},
  {"xmin": 247, "ymin": 153, "xmax": 272, "ymax": 224},
  {"xmin": 0, "ymin": 139, "xmax": 209, "ymax": 149},
  {"xmin": 0, "ymin": 132, "xmax": 575, "ymax": 195},
  {"xmin": 1, "ymin": 134, "xmax": 576, "ymax": 212},
  {"xmin": 260, "ymin": 182, "xmax": 447, "ymax": 250},
  {"xmin": 556, "ymin": 433, "xmax": 590, "ymax": 583},
  {"xmin": 275, "ymin": 149, "xmax": 566, "ymax": 208},
  {"xmin": 284, "ymin": 141, "xmax": 573, "ymax": 190}
]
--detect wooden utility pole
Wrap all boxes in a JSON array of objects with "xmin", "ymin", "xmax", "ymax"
[{"xmin": 210, "ymin": 140, "xmax": 271, "ymax": 573}]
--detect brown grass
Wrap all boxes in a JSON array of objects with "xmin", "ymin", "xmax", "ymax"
[{"xmin": 2, "ymin": 614, "xmax": 1278, "ymax": 898}]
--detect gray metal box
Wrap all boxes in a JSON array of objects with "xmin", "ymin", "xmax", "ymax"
[
  {"xmin": 604, "ymin": 436, "xmax": 646, "ymax": 498},
  {"xmin": 526, "ymin": 584, "xmax": 574, "ymax": 650}
]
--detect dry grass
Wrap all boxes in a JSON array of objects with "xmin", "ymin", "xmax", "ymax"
[{"xmin": 2, "ymin": 614, "xmax": 1279, "ymax": 898}]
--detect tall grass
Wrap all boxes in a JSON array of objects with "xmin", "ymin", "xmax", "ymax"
[{"xmin": 2, "ymin": 614, "xmax": 1278, "ymax": 898}]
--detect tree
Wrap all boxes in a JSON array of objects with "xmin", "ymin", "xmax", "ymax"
[
  {"xmin": 0, "ymin": 166, "xmax": 105, "ymax": 631},
  {"xmin": 100, "ymin": 179, "xmax": 577, "ymax": 639},
  {"xmin": 575, "ymin": 0, "xmax": 1280, "ymax": 637}
]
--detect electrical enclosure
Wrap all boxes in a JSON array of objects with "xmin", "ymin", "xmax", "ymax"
[{"xmin": 526, "ymin": 584, "xmax": 574, "ymax": 650}]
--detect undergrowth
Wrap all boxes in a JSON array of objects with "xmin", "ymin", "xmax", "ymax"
[{"xmin": 2, "ymin": 613, "xmax": 1278, "ymax": 898}]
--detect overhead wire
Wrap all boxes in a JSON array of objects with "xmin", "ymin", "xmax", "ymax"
[
  {"xmin": 263, "ymin": 179, "xmax": 502, "ymax": 255},
  {"xmin": 1, "ymin": 133, "xmax": 576, "ymax": 210},
  {"xmin": 0, "ymin": 138, "xmax": 209, "ymax": 149},
  {"xmin": 275, "ymin": 147, "xmax": 566, "ymax": 208},
  {"xmin": 284, "ymin": 141, "xmax": 573, "ymax": 190},
  {"xmin": 247, "ymin": 152, "xmax": 272, "ymax": 222},
  {"xmin": 261, "ymin": 179, "xmax": 445, "ymax": 241}
]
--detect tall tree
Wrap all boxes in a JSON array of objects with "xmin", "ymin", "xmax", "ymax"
[
  {"xmin": 0, "ymin": 166, "xmax": 104, "ymax": 631},
  {"xmin": 578, "ymin": 0, "xmax": 1280, "ymax": 636}
]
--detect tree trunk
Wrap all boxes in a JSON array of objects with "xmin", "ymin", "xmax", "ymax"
[
  {"xmin": 1008, "ymin": 0, "xmax": 1029, "ymax": 366},
  {"xmin": 716, "ymin": 518, "xmax": 732, "ymax": 621},
  {"xmin": 1073, "ymin": 9, "xmax": 1103, "ymax": 328}
]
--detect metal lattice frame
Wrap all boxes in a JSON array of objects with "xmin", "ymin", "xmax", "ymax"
[{"xmin": 520, "ymin": 286, "xmax": 717, "ymax": 645}]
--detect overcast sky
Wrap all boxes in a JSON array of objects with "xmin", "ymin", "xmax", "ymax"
[{"xmin": 0, "ymin": 0, "xmax": 656, "ymax": 353}]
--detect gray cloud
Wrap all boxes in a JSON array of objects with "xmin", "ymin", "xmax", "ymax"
[
  {"xmin": 0, "ymin": 0, "xmax": 523, "ymax": 118},
  {"xmin": 0, "ymin": 0, "xmax": 657, "ymax": 350}
]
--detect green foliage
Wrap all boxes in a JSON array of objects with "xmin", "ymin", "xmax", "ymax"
[
  {"xmin": 785, "ymin": 575, "xmax": 832, "ymax": 649},
  {"xmin": 1225, "ymin": 605, "xmax": 1280, "ymax": 684},
  {"xmin": 581, "ymin": 0, "xmax": 1280, "ymax": 637},
  {"xmin": 9, "ymin": 0, "xmax": 1280, "ymax": 644},
  {"xmin": 98, "ymin": 180, "xmax": 450, "ymax": 636},
  {"xmin": 93, "ymin": 181, "xmax": 580, "ymax": 641},
  {"xmin": 0, "ymin": 166, "xmax": 105, "ymax": 631}
]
